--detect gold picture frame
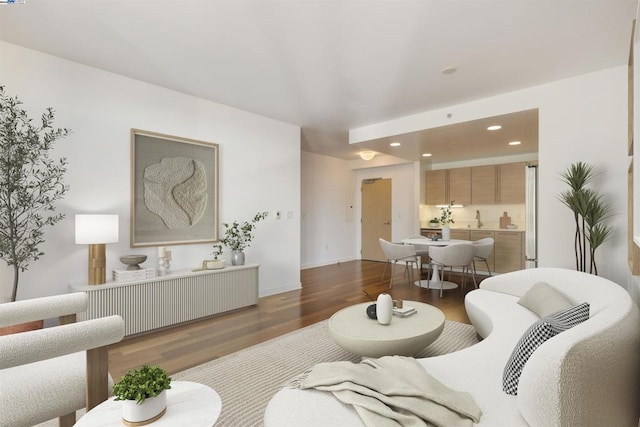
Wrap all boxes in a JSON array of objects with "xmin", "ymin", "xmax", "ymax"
[{"xmin": 130, "ymin": 129, "xmax": 219, "ymax": 248}]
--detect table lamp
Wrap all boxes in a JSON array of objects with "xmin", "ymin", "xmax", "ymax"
[{"xmin": 75, "ymin": 214, "xmax": 119, "ymax": 285}]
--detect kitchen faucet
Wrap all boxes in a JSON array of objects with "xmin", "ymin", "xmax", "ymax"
[{"xmin": 476, "ymin": 210, "xmax": 483, "ymax": 228}]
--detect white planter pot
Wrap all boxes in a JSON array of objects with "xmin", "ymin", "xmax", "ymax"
[{"xmin": 122, "ymin": 390, "xmax": 167, "ymax": 425}]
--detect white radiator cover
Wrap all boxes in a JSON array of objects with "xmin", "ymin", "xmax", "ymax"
[{"xmin": 70, "ymin": 265, "xmax": 259, "ymax": 336}]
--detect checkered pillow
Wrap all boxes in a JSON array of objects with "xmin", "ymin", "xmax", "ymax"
[{"xmin": 502, "ymin": 302, "xmax": 590, "ymax": 395}]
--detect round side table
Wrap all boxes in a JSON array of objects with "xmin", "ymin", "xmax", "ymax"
[{"xmin": 74, "ymin": 381, "xmax": 221, "ymax": 426}]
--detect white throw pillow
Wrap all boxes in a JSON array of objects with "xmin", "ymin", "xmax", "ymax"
[
  {"xmin": 503, "ymin": 302, "xmax": 590, "ymax": 395},
  {"xmin": 517, "ymin": 281, "xmax": 574, "ymax": 318}
]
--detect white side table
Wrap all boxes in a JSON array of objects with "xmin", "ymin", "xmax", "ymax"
[{"xmin": 74, "ymin": 381, "xmax": 221, "ymax": 426}]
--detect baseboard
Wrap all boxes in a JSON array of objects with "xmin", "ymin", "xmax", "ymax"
[
  {"xmin": 301, "ymin": 256, "xmax": 357, "ymax": 270},
  {"xmin": 260, "ymin": 282, "xmax": 301, "ymax": 297}
]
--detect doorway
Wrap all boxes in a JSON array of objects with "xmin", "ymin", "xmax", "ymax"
[{"xmin": 361, "ymin": 178, "xmax": 391, "ymax": 261}]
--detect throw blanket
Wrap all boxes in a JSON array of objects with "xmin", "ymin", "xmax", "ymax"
[{"xmin": 288, "ymin": 356, "xmax": 482, "ymax": 427}]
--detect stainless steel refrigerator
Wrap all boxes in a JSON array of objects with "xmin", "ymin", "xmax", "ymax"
[{"xmin": 525, "ymin": 164, "xmax": 538, "ymax": 268}]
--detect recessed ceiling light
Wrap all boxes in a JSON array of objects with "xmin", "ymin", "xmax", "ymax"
[
  {"xmin": 441, "ymin": 66, "xmax": 457, "ymax": 75},
  {"xmin": 422, "ymin": 153, "xmax": 432, "ymax": 157},
  {"xmin": 390, "ymin": 142, "xmax": 401, "ymax": 147},
  {"xmin": 509, "ymin": 141, "xmax": 521, "ymax": 146},
  {"xmin": 487, "ymin": 125, "xmax": 502, "ymax": 131}
]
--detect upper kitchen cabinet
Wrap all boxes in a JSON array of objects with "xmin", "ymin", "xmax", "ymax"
[
  {"xmin": 498, "ymin": 162, "xmax": 526, "ymax": 204},
  {"xmin": 425, "ymin": 168, "xmax": 471, "ymax": 205},
  {"xmin": 448, "ymin": 167, "xmax": 471, "ymax": 205},
  {"xmin": 425, "ymin": 169, "xmax": 447, "ymax": 205},
  {"xmin": 471, "ymin": 165, "xmax": 497, "ymax": 204}
]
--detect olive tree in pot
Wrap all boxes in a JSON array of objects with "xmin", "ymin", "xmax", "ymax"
[{"xmin": 0, "ymin": 86, "xmax": 70, "ymax": 303}]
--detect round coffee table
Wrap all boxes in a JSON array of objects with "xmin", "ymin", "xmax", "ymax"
[
  {"xmin": 74, "ymin": 381, "xmax": 221, "ymax": 426},
  {"xmin": 328, "ymin": 301, "xmax": 445, "ymax": 357}
]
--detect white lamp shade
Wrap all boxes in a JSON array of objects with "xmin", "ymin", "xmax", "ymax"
[{"xmin": 75, "ymin": 214, "xmax": 119, "ymax": 244}]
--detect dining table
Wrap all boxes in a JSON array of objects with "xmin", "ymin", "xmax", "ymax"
[{"xmin": 401, "ymin": 238, "xmax": 472, "ymax": 290}]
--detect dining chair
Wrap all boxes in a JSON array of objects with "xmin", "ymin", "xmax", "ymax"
[
  {"xmin": 428, "ymin": 243, "xmax": 476, "ymax": 297},
  {"xmin": 472, "ymin": 237, "xmax": 494, "ymax": 280},
  {"xmin": 407, "ymin": 235, "xmax": 431, "ymax": 278},
  {"xmin": 378, "ymin": 238, "xmax": 419, "ymax": 288}
]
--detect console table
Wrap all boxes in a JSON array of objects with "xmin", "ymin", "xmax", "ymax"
[{"xmin": 69, "ymin": 264, "xmax": 259, "ymax": 336}]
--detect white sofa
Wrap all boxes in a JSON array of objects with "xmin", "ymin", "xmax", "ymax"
[{"xmin": 264, "ymin": 268, "xmax": 640, "ymax": 426}]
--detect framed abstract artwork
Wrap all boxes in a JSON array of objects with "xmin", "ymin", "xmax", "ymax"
[{"xmin": 130, "ymin": 129, "xmax": 219, "ymax": 247}]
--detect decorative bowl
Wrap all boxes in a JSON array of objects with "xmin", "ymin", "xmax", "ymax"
[
  {"xmin": 120, "ymin": 255, "xmax": 148, "ymax": 270},
  {"xmin": 506, "ymin": 224, "xmax": 518, "ymax": 229}
]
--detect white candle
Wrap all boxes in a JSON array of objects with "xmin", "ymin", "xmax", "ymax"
[{"xmin": 158, "ymin": 246, "xmax": 166, "ymax": 257}]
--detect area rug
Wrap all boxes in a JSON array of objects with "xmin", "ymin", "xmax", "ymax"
[
  {"xmin": 173, "ymin": 319, "xmax": 478, "ymax": 426},
  {"xmin": 36, "ymin": 319, "xmax": 478, "ymax": 427}
]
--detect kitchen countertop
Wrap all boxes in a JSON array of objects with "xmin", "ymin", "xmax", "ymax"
[{"xmin": 421, "ymin": 226, "xmax": 524, "ymax": 232}]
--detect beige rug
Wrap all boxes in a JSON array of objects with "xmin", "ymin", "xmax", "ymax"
[{"xmin": 38, "ymin": 319, "xmax": 478, "ymax": 426}]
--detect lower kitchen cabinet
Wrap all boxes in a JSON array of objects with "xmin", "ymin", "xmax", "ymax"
[{"xmin": 494, "ymin": 231, "xmax": 525, "ymax": 273}]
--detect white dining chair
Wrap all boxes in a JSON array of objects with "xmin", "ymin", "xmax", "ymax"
[
  {"xmin": 472, "ymin": 237, "xmax": 494, "ymax": 280},
  {"xmin": 428, "ymin": 243, "xmax": 476, "ymax": 297},
  {"xmin": 407, "ymin": 235, "xmax": 431, "ymax": 278},
  {"xmin": 379, "ymin": 238, "xmax": 419, "ymax": 288}
]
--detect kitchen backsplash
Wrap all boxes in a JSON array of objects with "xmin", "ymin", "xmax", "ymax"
[{"xmin": 420, "ymin": 204, "xmax": 526, "ymax": 230}]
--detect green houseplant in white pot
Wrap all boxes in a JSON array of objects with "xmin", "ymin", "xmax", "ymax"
[
  {"xmin": 221, "ymin": 211, "xmax": 268, "ymax": 265},
  {"xmin": 439, "ymin": 202, "xmax": 455, "ymax": 241},
  {"xmin": 113, "ymin": 364, "xmax": 172, "ymax": 425}
]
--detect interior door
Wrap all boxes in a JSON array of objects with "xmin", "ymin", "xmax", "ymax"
[{"xmin": 361, "ymin": 178, "xmax": 391, "ymax": 261}]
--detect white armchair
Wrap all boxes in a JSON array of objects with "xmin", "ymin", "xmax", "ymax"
[{"xmin": 0, "ymin": 293, "xmax": 125, "ymax": 427}]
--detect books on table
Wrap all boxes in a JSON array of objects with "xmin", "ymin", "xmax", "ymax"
[{"xmin": 393, "ymin": 305, "xmax": 417, "ymax": 317}]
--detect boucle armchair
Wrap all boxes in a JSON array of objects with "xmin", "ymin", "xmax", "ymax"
[{"xmin": 0, "ymin": 293, "xmax": 125, "ymax": 427}]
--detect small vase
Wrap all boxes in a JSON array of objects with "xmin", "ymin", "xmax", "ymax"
[
  {"xmin": 122, "ymin": 390, "xmax": 167, "ymax": 425},
  {"xmin": 376, "ymin": 293, "xmax": 393, "ymax": 325},
  {"xmin": 442, "ymin": 225, "xmax": 451, "ymax": 241},
  {"xmin": 231, "ymin": 250, "xmax": 245, "ymax": 266}
]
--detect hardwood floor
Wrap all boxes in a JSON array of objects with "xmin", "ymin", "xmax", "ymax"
[{"xmin": 108, "ymin": 260, "xmax": 487, "ymax": 379}]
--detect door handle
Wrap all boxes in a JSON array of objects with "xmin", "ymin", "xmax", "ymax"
[{"xmin": 383, "ymin": 221, "xmax": 391, "ymax": 225}]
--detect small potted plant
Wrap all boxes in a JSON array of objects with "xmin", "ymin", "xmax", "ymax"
[
  {"xmin": 439, "ymin": 202, "xmax": 455, "ymax": 241},
  {"xmin": 113, "ymin": 364, "xmax": 172, "ymax": 425},
  {"xmin": 221, "ymin": 211, "xmax": 268, "ymax": 265},
  {"xmin": 202, "ymin": 244, "xmax": 225, "ymax": 270},
  {"xmin": 428, "ymin": 217, "xmax": 440, "ymax": 227}
]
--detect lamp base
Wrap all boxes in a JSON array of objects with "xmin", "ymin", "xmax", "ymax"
[{"xmin": 88, "ymin": 243, "xmax": 106, "ymax": 285}]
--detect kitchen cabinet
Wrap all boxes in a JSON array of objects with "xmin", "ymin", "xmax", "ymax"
[
  {"xmin": 470, "ymin": 230, "xmax": 495, "ymax": 272},
  {"xmin": 494, "ymin": 231, "xmax": 524, "ymax": 273},
  {"xmin": 425, "ymin": 170, "xmax": 447, "ymax": 205},
  {"xmin": 498, "ymin": 162, "xmax": 526, "ymax": 204},
  {"xmin": 448, "ymin": 167, "xmax": 471, "ymax": 205},
  {"xmin": 450, "ymin": 229, "xmax": 470, "ymax": 240},
  {"xmin": 471, "ymin": 165, "xmax": 497, "ymax": 204}
]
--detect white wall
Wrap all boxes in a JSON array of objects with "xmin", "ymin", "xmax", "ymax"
[
  {"xmin": 352, "ymin": 66, "xmax": 630, "ymax": 286},
  {"xmin": 0, "ymin": 41, "xmax": 301, "ymax": 300},
  {"xmin": 301, "ymin": 152, "xmax": 356, "ymax": 268}
]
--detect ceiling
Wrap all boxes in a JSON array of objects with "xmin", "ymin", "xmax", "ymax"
[{"xmin": 0, "ymin": 1, "xmax": 636, "ymax": 162}]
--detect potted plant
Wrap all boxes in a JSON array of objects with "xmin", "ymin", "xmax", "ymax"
[
  {"xmin": 0, "ymin": 86, "xmax": 70, "ymax": 304},
  {"xmin": 439, "ymin": 202, "xmax": 455, "ymax": 241},
  {"xmin": 113, "ymin": 364, "xmax": 172, "ymax": 424},
  {"xmin": 558, "ymin": 162, "xmax": 612, "ymax": 275},
  {"xmin": 221, "ymin": 211, "xmax": 268, "ymax": 266},
  {"xmin": 202, "ymin": 244, "xmax": 225, "ymax": 270},
  {"xmin": 428, "ymin": 217, "xmax": 440, "ymax": 227}
]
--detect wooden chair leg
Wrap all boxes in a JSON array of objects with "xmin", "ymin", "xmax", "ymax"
[
  {"xmin": 59, "ymin": 413, "xmax": 75, "ymax": 427},
  {"xmin": 86, "ymin": 347, "xmax": 109, "ymax": 411}
]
